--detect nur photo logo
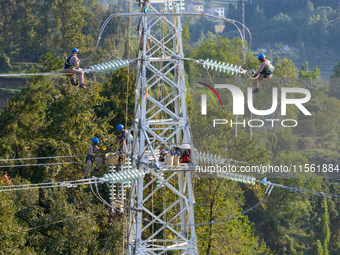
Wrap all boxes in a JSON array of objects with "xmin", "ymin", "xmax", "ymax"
[{"xmin": 199, "ymin": 83, "xmax": 312, "ymax": 128}]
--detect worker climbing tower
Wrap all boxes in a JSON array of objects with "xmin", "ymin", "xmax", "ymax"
[{"xmin": 127, "ymin": 0, "xmax": 198, "ymax": 254}]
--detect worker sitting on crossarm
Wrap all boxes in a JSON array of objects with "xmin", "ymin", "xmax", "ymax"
[
  {"xmin": 85, "ymin": 138, "xmax": 103, "ymax": 178},
  {"xmin": 252, "ymin": 54, "xmax": 274, "ymax": 93},
  {"xmin": 63, "ymin": 48, "xmax": 86, "ymax": 89},
  {"xmin": 112, "ymin": 124, "xmax": 133, "ymax": 152}
]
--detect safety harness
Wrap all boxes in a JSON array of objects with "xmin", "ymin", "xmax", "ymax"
[
  {"xmin": 122, "ymin": 130, "xmax": 133, "ymax": 143},
  {"xmin": 64, "ymin": 55, "xmax": 74, "ymax": 69},
  {"xmin": 64, "ymin": 55, "xmax": 78, "ymax": 85},
  {"xmin": 86, "ymin": 144, "xmax": 98, "ymax": 164},
  {"xmin": 261, "ymin": 60, "xmax": 273, "ymax": 78}
]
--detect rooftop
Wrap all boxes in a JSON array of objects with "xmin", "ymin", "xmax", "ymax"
[
  {"xmin": 210, "ymin": 5, "xmax": 225, "ymax": 8},
  {"xmin": 189, "ymin": 2, "xmax": 204, "ymax": 5}
]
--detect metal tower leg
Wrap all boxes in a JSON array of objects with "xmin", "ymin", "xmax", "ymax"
[{"xmin": 127, "ymin": 2, "xmax": 198, "ymax": 254}]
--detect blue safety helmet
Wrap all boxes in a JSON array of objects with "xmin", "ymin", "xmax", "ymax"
[
  {"xmin": 117, "ymin": 124, "xmax": 124, "ymax": 131},
  {"xmin": 72, "ymin": 48, "xmax": 79, "ymax": 54},
  {"xmin": 258, "ymin": 54, "xmax": 265, "ymax": 60},
  {"xmin": 92, "ymin": 138, "xmax": 99, "ymax": 144}
]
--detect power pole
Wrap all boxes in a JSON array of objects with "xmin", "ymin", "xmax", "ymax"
[
  {"xmin": 127, "ymin": 0, "xmax": 198, "ymax": 254},
  {"xmin": 239, "ymin": 0, "xmax": 247, "ymax": 64}
]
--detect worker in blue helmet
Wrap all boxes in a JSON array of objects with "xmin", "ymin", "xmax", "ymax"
[
  {"xmin": 85, "ymin": 137, "xmax": 103, "ymax": 178},
  {"xmin": 252, "ymin": 54, "xmax": 274, "ymax": 93},
  {"xmin": 112, "ymin": 124, "xmax": 133, "ymax": 152},
  {"xmin": 63, "ymin": 48, "xmax": 86, "ymax": 89}
]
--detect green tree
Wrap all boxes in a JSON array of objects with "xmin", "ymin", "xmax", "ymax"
[
  {"xmin": 251, "ymin": 5, "xmax": 267, "ymax": 37},
  {"xmin": 50, "ymin": 0, "xmax": 87, "ymax": 56},
  {"xmin": 300, "ymin": 67, "xmax": 321, "ymax": 79},
  {"xmin": 310, "ymin": 197, "xmax": 330, "ymax": 255},
  {"xmin": 331, "ymin": 61, "xmax": 340, "ymax": 78},
  {"xmin": 0, "ymin": 179, "xmax": 34, "ymax": 254},
  {"xmin": 300, "ymin": 61, "xmax": 309, "ymax": 73},
  {"xmin": 190, "ymin": 103, "xmax": 271, "ymax": 254},
  {"xmin": 96, "ymin": 67, "xmax": 135, "ymax": 131},
  {"xmin": 274, "ymin": 58, "xmax": 298, "ymax": 78},
  {"xmin": 0, "ymin": 50, "xmax": 13, "ymax": 72},
  {"xmin": 270, "ymin": 12, "xmax": 296, "ymax": 42}
]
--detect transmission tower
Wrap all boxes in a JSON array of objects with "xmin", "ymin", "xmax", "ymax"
[
  {"xmin": 127, "ymin": 0, "xmax": 198, "ymax": 254},
  {"xmin": 239, "ymin": 0, "xmax": 249, "ymax": 63}
]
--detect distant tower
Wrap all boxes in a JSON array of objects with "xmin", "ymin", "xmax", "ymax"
[{"xmin": 239, "ymin": 0, "xmax": 249, "ymax": 63}]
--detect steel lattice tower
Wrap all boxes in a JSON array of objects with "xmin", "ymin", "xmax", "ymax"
[{"xmin": 127, "ymin": 1, "xmax": 198, "ymax": 254}]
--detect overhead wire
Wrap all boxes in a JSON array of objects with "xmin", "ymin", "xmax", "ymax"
[
  {"xmin": 0, "ymin": 177, "xmax": 103, "ymax": 192},
  {"xmin": 3, "ymin": 160, "xmax": 339, "ymax": 228},
  {"xmin": 0, "ymin": 161, "xmax": 83, "ymax": 168},
  {"xmin": 0, "ymin": 72, "xmax": 74, "ymax": 77},
  {"xmin": 0, "ymin": 215, "xmax": 90, "ymax": 239},
  {"xmin": 0, "ymin": 154, "xmax": 88, "ymax": 162},
  {"xmin": 262, "ymin": 172, "xmax": 340, "ymax": 186},
  {"xmin": 234, "ymin": 20, "xmax": 252, "ymax": 51},
  {"xmin": 0, "ymin": 153, "xmax": 106, "ymax": 162},
  {"xmin": 90, "ymin": 174, "xmax": 275, "ymax": 227}
]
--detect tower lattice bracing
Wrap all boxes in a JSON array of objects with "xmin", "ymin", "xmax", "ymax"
[{"xmin": 127, "ymin": 1, "xmax": 198, "ymax": 254}]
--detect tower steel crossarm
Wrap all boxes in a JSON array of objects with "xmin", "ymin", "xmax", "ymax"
[{"xmin": 127, "ymin": 1, "xmax": 198, "ymax": 254}]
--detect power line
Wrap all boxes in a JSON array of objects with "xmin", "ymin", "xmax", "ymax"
[
  {"xmin": 0, "ymin": 153, "xmax": 109, "ymax": 162},
  {"xmin": 0, "ymin": 161, "xmax": 83, "ymax": 168},
  {"xmin": 0, "ymin": 215, "xmax": 89, "ymax": 239},
  {"xmin": 0, "ymin": 154, "xmax": 88, "ymax": 162},
  {"xmin": 0, "ymin": 177, "xmax": 107, "ymax": 192}
]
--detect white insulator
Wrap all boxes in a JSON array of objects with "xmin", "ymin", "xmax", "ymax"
[
  {"xmin": 108, "ymin": 61, "xmax": 115, "ymax": 70},
  {"xmin": 115, "ymin": 172, "xmax": 121, "ymax": 183},
  {"xmin": 106, "ymin": 62, "xmax": 114, "ymax": 70},
  {"xmin": 206, "ymin": 59, "xmax": 210, "ymax": 69},
  {"xmin": 111, "ymin": 61, "xmax": 118, "ymax": 70},
  {"xmin": 99, "ymin": 64, "xmax": 106, "ymax": 72},
  {"xmin": 102, "ymin": 63, "xmax": 109, "ymax": 70}
]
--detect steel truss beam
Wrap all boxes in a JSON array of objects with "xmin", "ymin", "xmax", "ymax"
[{"xmin": 127, "ymin": 2, "xmax": 198, "ymax": 255}]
